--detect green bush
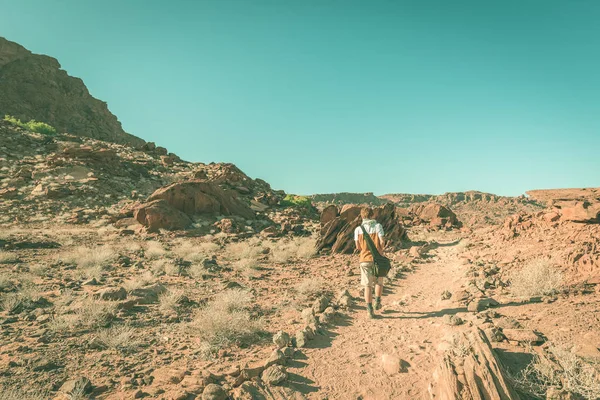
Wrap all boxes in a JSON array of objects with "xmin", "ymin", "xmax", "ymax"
[
  {"xmin": 4, "ymin": 115, "xmax": 57, "ymax": 135},
  {"xmin": 280, "ymin": 194, "xmax": 313, "ymax": 209}
]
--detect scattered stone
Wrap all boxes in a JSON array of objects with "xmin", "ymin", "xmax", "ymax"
[
  {"xmin": 130, "ymin": 283, "xmax": 167, "ymax": 304},
  {"xmin": 59, "ymin": 377, "xmax": 92, "ymax": 395},
  {"xmin": 272, "ymin": 331, "xmax": 290, "ymax": 349},
  {"xmin": 442, "ymin": 315, "xmax": 463, "ymax": 326},
  {"xmin": 319, "ymin": 306, "xmax": 337, "ymax": 325},
  {"xmin": 263, "ymin": 349, "xmax": 286, "ymax": 368},
  {"xmin": 97, "ymin": 286, "xmax": 127, "ymax": 301},
  {"xmin": 295, "ymin": 330, "xmax": 309, "ymax": 348},
  {"xmin": 202, "ymin": 383, "xmax": 227, "ymax": 400},
  {"xmin": 441, "ymin": 290, "xmax": 452, "ymax": 300},
  {"xmin": 312, "ymin": 295, "xmax": 330, "ymax": 313},
  {"xmin": 301, "ymin": 308, "xmax": 318, "ymax": 325},
  {"xmin": 502, "ymin": 329, "xmax": 544, "ymax": 344},
  {"xmin": 261, "ymin": 365, "xmax": 288, "ymax": 386},
  {"xmin": 484, "ymin": 327, "xmax": 506, "ymax": 343},
  {"xmin": 467, "ymin": 297, "xmax": 499, "ymax": 313},
  {"xmin": 380, "ymin": 354, "xmax": 407, "ymax": 375}
]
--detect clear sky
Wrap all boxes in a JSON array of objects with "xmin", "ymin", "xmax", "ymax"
[{"xmin": 1, "ymin": 0, "xmax": 599, "ymax": 196}]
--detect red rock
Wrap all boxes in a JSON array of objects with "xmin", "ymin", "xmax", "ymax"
[
  {"xmin": 147, "ymin": 180, "xmax": 255, "ymax": 219},
  {"xmin": 134, "ymin": 199, "xmax": 192, "ymax": 232},
  {"xmin": 340, "ymin": 205, "xmax": 361, "ymax": 222},
  {"xmin": 320, "ymin": 205, "xmax": 339, "ymax": 225},
  {"xmin": 559, "ymin": 201, "xmax": 600, "ymax": 223}
]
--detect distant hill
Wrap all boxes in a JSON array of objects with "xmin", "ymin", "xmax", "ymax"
[
  {"xmin": 308, "ymin": 192, "xmax": 390, "ymax": 206},
  {"xmin": 0, "ymin": 37, "xmax": 144, "ymax": 147}
]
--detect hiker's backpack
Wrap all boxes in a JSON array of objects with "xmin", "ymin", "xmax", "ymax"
[{"xmin": 360, "ymin": 224, "xmax": 392, "ymax": 278}]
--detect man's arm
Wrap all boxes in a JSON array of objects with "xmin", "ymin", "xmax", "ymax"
[
  {"xmin": 354, "ymin": 227, "xmax": 362, "ymax": 251},
  {"xmin": 376, "ymin": 224, "xmax": 385, "ymax": 253}
]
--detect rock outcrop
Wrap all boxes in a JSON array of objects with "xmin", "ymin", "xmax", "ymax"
[
  {"xmin": 316, "ymin": 203, "xmax": 407, "ymax": 254},
  {"xmin": 147, "ymin": 180, "xmax": 256, "ymax": 220},
  {"xmin": 0, "ymin": 37, "xmax": 144, "ymax": 147},
  {"xmin": 409, "ymin": 203, "xmax": 461, "ymax": 229}
]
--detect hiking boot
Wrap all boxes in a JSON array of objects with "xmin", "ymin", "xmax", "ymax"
[
  {"xmin": 374, "ymin": 297, "xmax": 382, "ymax": 310},
  {"xmin": 366, "ymin": 303, "xmax": 375, "ymax": 319}
]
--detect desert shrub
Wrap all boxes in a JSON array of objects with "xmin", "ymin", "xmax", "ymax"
[
  {"xmin": 0, "ymin": 387, "xmax": 49, "ymax": 400},
  {"xmin": 225, "ymin": 238, "xmax": 264, "ymax": 261},
  {"xmin": 0, "ymin": 293, "xmax": 23, "ymax": 313},
  {"xmin": 97, "ymin": 325, "xmax": 138, "ymax": 351},
  {"xmin": 271, "ymin": 237, "xmax": 316, "ymax": 263},
  {"xmin": 0, "ymin": 286, "xmax": 41, "ymax": 314},
  {"xmin": 149, "ymin": 259, "xmax": 170, "ymax": 276},
  {"xmin": 234, "ymin": 257, "xmax": 261, "ymax": 273},
  {"xmin": 159, "ymin": 288, "xmax": 184, "ymax": 313},
  {"xmin": 4, "ymin": 115, "xmax": 57, "ymax": 135},
  {"xmin": 0, "ymin": 274, "xmax": 13, "ymax": 291},
  {"xmin": 295, "ymin": 278, "xmax": 325, "ymax": 300},
  {"xmin": 191, "ymin": 289, "xmax": 262, "ymax": 358},
  {"xmin": 75, "ymin": 298, "xmax": 117, "ymax": 329},
  {"xmin": 29, "ymin": 263, "xmax": 49, "ymax": 277},
  {"xmin": 172, "ymin": 240, "xmax": 219, "ymax": 262},
  {"xmin": 0, "ymin": 251, "xmax": 18, "ymax": 264},
  {"xmin": 122, "ymin": 271, "xmax": 155, "ymax": 292},
  {"xmin": 513, "ymin": 345, "xmax": 600, "ymax": 399},
  {"xmin": 145, "ymin": 241, "xmax": 166, "ymax": 259},
  {"xmin": 59, "ymin": 246, "xmax": 116, "ymax": 279},
  {"xmin": 510, "ymin": 259, "xmax": 563, "ymax": 297},
  {"xmin": 280, "ymin": 194, "xmax": 313, "ymax": 209},
  {"xmin": 50, "ymin": 298, "xmax": 116, "ymax": 332}
]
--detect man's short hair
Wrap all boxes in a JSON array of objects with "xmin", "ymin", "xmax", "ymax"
[{"xmin": 361, "ymin": 207, "xmax": 374, "ymax": 219}]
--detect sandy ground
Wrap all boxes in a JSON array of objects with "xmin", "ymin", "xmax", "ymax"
[{"xmin": 287, "ymin": 240, "xmax": 467, "ymax": 400}]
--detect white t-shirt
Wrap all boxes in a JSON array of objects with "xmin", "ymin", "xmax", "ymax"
[{"xmin": 354, "ymin": 219, "xmax": 384, "ymax": 241}]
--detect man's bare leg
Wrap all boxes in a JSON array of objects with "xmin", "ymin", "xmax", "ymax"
[
  {"xmin": 364, "ymin": 286, "xmax": 373, "ymax": 304},
  {"xmin": 364, "ymin": 286, "xmax": 374, "ymax": 318},
  {"xmin": 374, "ymin": 282, "xmax": 383, "ymax": 310}
]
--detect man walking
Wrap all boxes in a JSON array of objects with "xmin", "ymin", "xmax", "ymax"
[{"xmin": 354, "ymin": 207, "xmax": 385, "ymax": 318}]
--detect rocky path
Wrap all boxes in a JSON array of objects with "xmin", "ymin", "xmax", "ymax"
[{"xmin": 288, "ymin": 241, "xmax": 467, "ymax": 400}]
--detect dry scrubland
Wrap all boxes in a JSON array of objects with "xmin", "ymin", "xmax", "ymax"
[{"xmin": 2, "ymin": 219, "xmax": 600, "ymax": 399}]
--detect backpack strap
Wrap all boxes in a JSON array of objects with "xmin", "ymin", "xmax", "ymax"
[{"xmin": 360, "ymin": 224, "xmax": 382, "ymax": 259}]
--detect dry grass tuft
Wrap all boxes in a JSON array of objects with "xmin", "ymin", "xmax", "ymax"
[
  {"xmin": 191, "ymin": 289, "xmax": 262, "ymax": 359},
  {"xmin": 97, "ymin": 325, "xmax": 138, "ymax": 351},
  {"xmin": 0, "ymin": 293, "xmax": 23, "ymax": 313},
  {"xmin": 295, "ymin": 278, "xmax": 325, "ymax": 300},
  {"xmin": 0, "ymin": 251, "xmax": 19, "ymax": 264},
  {"xmin": 122, "ymin": 271, "xmax": 155, "ymax": 292},
  {"xmin": 512, "ymin": 345, "xmax": 600, "ymax": 399},
  {"xmin": 172, "ymin": 240, "xmax": 219, "ymax": 262},
  {"xmin": 59, "ymin": 245, "xmax": 116, "ymax": 268},
  {"xmin": 510, "ymin": 259, "xmax": 563, "ymax": 297},
  {"xmin": 145, "ymin": 241, "xmax": 166, "ymax": 259},
  {"xmin": 225, "ymin": 238, "xmax": 264, "ymax": 261},
  {"xmin": 271, "ymin": 237, "xmax": 316, "ymax": 263},
  {"xmin": 0, "ymin": 387, "xmax": 49, "ymax": 400},
  {"xmin": 159, "ymin": 288, "xmax": 184, "ymax": 313},
  {"xmin": 0, "ymin": 274, "xmax": 12, "ymax": 291},
  {"xmin": 50, "ymin": 297, "xmax": 117, "ymax": 332}
]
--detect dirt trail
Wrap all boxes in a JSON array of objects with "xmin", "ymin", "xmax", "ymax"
[{"xmin": 289, "ymin": 241, "xmax": 467, "ymax": 400}]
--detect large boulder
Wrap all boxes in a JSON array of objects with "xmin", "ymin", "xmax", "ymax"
[
  {"xmin": 147, "ymin": 180, "xmax": 255, "ymax": 220},
  {"xmin": 134, "ymin": 199, "xmax": 192, "ymax": 232},
  {"xmin": 320, "ymin": 204, "xmax": 339, "ymax": 225}
]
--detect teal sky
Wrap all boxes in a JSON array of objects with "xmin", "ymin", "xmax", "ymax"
[{"xmin": 2, "ymin": 1, "xmax": 599, "ymax": 196}]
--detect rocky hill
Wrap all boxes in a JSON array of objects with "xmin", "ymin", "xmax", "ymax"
[
  {"xmin": 0, "ymin": 37, "xmax": 143, "ymax": 147},
  {"xmin": 308, "ymin": 192, "xmax": 389, "ymax": 206},
  {"xmin": 0, "ymin": 119, "xmax": 318, "ymax": 237}
]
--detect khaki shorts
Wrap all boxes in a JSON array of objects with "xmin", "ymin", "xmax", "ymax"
[{"xmin": 360, "ymin": 262, "xmax": 384, "ymax": 288}]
